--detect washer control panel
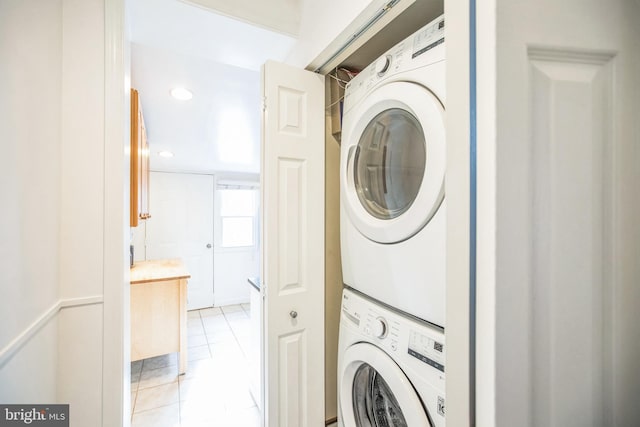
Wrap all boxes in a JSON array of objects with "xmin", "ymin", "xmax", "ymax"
[{"xmin": 341, "ymin": 288, "xmax": 445, "ymax": 372}]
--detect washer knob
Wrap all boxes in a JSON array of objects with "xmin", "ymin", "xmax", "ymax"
[
  {"xmin": 372, "ymin": 317, "xmax": 388, "ymax": 338},
  {"xmin": 375, "ymin": 55, "xmax": 391, "ymax": 75}
]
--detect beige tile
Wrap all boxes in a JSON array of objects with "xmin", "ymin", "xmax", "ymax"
[
  {"xmin": 217, "ymin": 405, "xmax": 260, "ymax": 427},
  {"xmin": 142, "ymin": 353, "xmax": 177, "ymax": 371},
  {"xmin": 188, "ymin": 345, "xmax": 211, "ymax": 362},
  {"xmin": 201, "ymin": 315, "xmax": 229, "ymax": 328},
  {"xmin": 206, "ymin": 329, "xmax": 235, "ymax": 344},
  {"xmin": 224, "ymin": 387, "xmax": 256, "ymax": 411},
  {"xmin": 199, "ymin": 307, "xmax": 222, "ymax": 317},
  {"xmin": 181, "ymin": 358, "xmax": 216, "ymax": 381},
  {"xmin": 131, "ymin": 390, "xmax": 137, "ymax": 413},
  {"xmin": 187, "ymin": 334, "xmax": 208, "ymax": 348},
  {"xmin": 179, "ymin": 377, "xmax": 227, "ymax": 403},
  {"xmin": 134, "ymin": 382, "xmax": 180, "ymax": 413},
  {"xmin": 131, "ymin": 403, "xmax": 180, "ymax": 427},
  {"xmin": 187, "ymin": 317, "xmax": 203, "ymax": 328},
  {"xmin": 187, "ymin": 310, "xmax": 201, "ymax": 319},
  {"xmin": 131, "ymin": 370, "xmax": 141, "ymax": 385},
  {"xmin": 180, "ymin": 397, "xmax": 226, "ymax": 424},
  {"xmin": 138, "ymin": 365, "xmax": 179, "ymax": 390},
  {"xmin": 240, "ymin": 303, "xmax": 250, "ymax": 312},
  {"xmin": 224, "ymin": 310, "xmax": 249, "ymax": 320},
  {"xmin": 221, "ymin": 304, "xmax": 244, "ymax": 313},
  {"xmin": 188, "ymin": 322, "xmax": 206, "ymax": 337},
  {"xmin": 131, "ymin": 360, "xmax": 143, "ymax": 375}
]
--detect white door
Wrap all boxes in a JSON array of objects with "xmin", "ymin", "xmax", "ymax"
[
  {"xmin": 261, "ymin": 60, "xmax": 325, "ymax": 426},
  {"xmin": 476, "ymin": 1, "xmax": 640, "ymax": 426},
  {"xmin": 146, "ymin": 172, "xmax": 215, "ymax": 310},
  {"xmin": 341, "ymin": 81, "xmax": 446, "ymax": 244}
]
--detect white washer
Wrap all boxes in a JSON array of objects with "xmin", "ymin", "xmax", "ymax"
[
  {"xmin": 338, "ymin": 288, "xmax": 446, "ymax": 427},
  {"xmin": 340, "ymin": 15, "xmax": 446, "ymax": 327}
]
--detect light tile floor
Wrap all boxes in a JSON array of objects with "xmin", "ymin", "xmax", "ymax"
[{"xmin": 131, "ymin": 303, "xmax": 260, "ymax": 427}]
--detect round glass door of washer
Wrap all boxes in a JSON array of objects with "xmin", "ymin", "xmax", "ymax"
[
  {"xmin": 339, "ymin": 343, "xmax": 432, "ymax": 427},
  {"xmin": 342, "ymin": 81, "xmax": 445, "ymax": 244}
]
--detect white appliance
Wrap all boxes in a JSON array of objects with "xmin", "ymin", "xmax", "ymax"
[
  {"xmin": 340, "ymin": 15, "xmax": 446, "ymax": 327},
  {"xmin": 338, "ymin": 288, "xmax": 445, "ymax": 427}
]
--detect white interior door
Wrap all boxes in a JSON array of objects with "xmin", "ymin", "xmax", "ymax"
[
  {"xmin": 261, "ymin": 60, "xmax": 325, "ymax": 427},
  {"xmin": 477, "ymin": 1, "xmax": 640, "ymax": 426},
  {"xmin": 146, "ymin": 172, "xmax": 215, "ymax": 310}
]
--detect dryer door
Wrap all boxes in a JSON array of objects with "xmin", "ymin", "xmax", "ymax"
[
  {"xmin": 340, "ymin": 342, "xmax": 433, "ymax": 427},
  {"xmin": 341, "ymin": 81, "xmax": 445, "ymax": 244}
]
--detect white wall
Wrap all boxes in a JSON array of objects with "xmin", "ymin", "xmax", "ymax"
[
  {"xmin": 0, "ymin": 0, "xmax": 62, "ymax": 403},
  {"xmin": 286, "ymin": 0, "xmax": 373, "ymax": 68},
  {"xmin": 0, "ymin": 1, "xmax": 110, "ymax": 425}
]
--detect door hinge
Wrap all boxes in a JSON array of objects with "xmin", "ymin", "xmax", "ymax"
[{"xmin": 261, "ymin": 96, "xmax": 267, "ymax": 112}]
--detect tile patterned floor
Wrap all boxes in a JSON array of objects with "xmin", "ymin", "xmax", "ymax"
[{"xmin": 131, "ymin": 304, "xmax": 260, "ymax": 427}]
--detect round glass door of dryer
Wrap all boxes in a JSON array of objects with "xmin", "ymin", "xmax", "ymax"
[
  {"xmin": 341, "ymin": 81, "xmax": 445, "ymax": 244},
  {"xmin": 354, "ymin": 108, "xmax": 426, "ymax": 221}
]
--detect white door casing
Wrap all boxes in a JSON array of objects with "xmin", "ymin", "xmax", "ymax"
[
  {"xmin": 261, "ymin": 60, "xmax": 325, "ymax": 427},
  {"xmin": 476, "ymin": 1, "xmax": 640, "ymax": 426},
  {"xmin": 145, "ymin": 172, "xmax": 215, "ymax": 310}
]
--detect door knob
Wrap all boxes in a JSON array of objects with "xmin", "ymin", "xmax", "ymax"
[
  {"xmin": 206, "ymin": 243, "xmax": 212, "ymax": 249},
  {"xmin": 289, "ymin": 310, "xmax": 298, "ymax": 319}
]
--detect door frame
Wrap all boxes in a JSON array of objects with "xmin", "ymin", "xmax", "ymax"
[{"xmin": 102, "ymin": 1, "xmax": 477, "ymax": 427}]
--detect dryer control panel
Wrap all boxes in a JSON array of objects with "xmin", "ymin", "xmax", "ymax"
[
  {"xmin": 343, "ymin": 14, "xmax": 445, "ymax": 113},
  {"xmin": 341, "ymin": 287, "xmax": 445, "ymax": 374}
]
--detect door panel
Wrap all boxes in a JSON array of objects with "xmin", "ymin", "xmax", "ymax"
[
  {"xmin": 262, "ymin": 60, "xmax": 325, "ymax": 427},
  {"xmin": 145, "ymin": 172, "xmax": 215, "ymax": 310},
  {"xmin": 478, "ymin": 1, "xmax": 640, "ymax": 426}
]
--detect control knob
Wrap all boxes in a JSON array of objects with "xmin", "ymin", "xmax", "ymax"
[
  {"xmin": 372, "ymin": 317, "xmax": 388, "ymax": 339},
  {"xmin": 375, "ymin": 55, "xmax": 392, "ymax": 76}
]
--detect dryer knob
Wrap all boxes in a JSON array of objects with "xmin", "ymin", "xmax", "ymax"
[
  {"xmin": 375, "ymin": 55, "xmax": 391, "ymax": 75},
  {"xmin": 373, "ymin": 317, "xmax": 388, "ymax": 339}
]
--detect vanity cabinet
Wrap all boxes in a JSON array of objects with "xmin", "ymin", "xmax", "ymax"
[
  {"xmin": 130, "ymin": 88, "xmax": 150, "ymax": 227},
  {"xmin": 130, "ymin": 258, "xmax": 190, "ymax": 374}
]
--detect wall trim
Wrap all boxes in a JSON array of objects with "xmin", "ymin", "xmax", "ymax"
[{"xmin": 0, "ymin": 296, "xmax": 104, "ymax": 369}]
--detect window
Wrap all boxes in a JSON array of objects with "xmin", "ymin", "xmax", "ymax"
[{"xmin": 219, "ymin": 188, "xmax": 257, "ymax": 248}]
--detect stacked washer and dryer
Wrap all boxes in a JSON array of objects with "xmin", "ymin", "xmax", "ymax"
[{"xmin": 337, "ymin": 15, "xmax": 447, "ymax": 427}]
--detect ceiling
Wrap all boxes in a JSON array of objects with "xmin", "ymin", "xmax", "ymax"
[
  {"xmin": 129, "ymin": 0, "xmax": 445, "ymax": 175},
  {"xmin": 129, "ymin": 0, "xmax": 297, "ymax": 174}
]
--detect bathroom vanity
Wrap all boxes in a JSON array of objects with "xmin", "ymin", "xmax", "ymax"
[{"xmin": 130, "ymin": 258, "xmax": 190, "ymax": 374}]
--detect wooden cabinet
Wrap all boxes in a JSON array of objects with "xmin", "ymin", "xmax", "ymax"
[
  {"xmin": 130, "ymin": 259, "xmax": 190, "ymax": 374},
  {"xmin": 130, "ymin": 88, "xmax": 150, "ymax": 227}
]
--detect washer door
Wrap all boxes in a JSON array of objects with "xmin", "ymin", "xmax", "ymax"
[
  {"xmin": 340, "ymin": 343, "xmax": 432, "ymax": 427},
  {"xmin": 342, "ymin": 81, "xmax": 445, "ymax": 243}
]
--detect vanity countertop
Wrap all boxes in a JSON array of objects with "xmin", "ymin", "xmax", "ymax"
[{"xmin": 130, "ymin": 258, "xmax": 190, "ymax": 284}]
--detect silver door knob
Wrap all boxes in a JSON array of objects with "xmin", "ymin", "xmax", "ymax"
[
  {"xmin": 206, "ymin": 243, "xmax": 212, "ymax": 249},
  {"xmin": 289, "ymin": 310, "xmax": 298, "ymax": 319}
]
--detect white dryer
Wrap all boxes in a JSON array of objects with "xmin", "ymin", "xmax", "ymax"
[
  {"xmin": 340, "ymin": 15, "xmax": 446, "ymax": 327},
  {"xmin": 338, "ymin": 288, "xmax": 445, "ymax": 427}
]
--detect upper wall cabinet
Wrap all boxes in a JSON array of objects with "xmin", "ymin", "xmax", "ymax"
[{"xmin": 131, "ymin": 88, "xmax": 150, "ymax": 227}]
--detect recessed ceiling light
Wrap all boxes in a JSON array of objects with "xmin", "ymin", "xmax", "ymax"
[
  {"xmin": 158, "ymin": 150, "xmax": 174, "ymax": 158},
  {"xmin": 170, "ymin": 87, "xmax": 193, "ymax": 101}
]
